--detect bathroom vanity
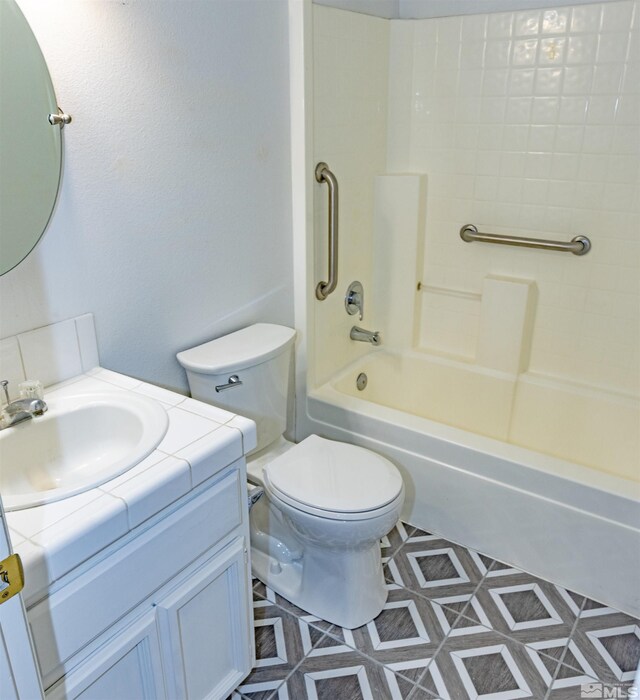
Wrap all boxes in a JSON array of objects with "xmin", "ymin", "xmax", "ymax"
[{"xmin": 1, "ymin": 316, "xmax": 256, "ymax": 699}]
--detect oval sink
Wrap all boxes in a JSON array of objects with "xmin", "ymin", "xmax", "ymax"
[{"xmin": 0, "ymin": 392, "xmax": 169, "ymax": 511}]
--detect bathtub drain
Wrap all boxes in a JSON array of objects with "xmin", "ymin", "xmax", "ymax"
[{"xmin": 356, "ymin": 373, "xmax": 368, "ymax": 391}]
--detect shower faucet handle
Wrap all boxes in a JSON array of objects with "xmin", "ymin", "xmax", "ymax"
[{"xmin": 345, "ymin": 281, "xmax": 364, "ymax": 321}]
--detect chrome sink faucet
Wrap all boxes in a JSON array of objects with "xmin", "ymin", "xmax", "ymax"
[
  {"xmin": 0, "ymin": 380, "xmax": 48, "ymax": 430},
  {"xmin": 350, "ymin": 326, "xmax": 381, "ymax": 346}
]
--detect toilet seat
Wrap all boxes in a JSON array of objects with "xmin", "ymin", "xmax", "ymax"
[{"xmin": 263, "ymin": 435, "xmax": 403, "ymax": 521}]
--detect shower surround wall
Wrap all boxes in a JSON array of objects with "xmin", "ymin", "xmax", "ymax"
[
  {"xmin": 305, "ymin": 1, "xmax": 639, "ymax": 612},
  {"xmin": 310, "ymin": 1, "xmax": 639, "ymax": 478},
  {"xmin": 312, "ymin": 7, "xmax": 389, "ymax": 385},
  {"xmin": 388, "ymin": 1, "xmax": 639, "ymax": 398}
]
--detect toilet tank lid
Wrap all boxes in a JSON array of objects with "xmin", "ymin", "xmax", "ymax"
[{"xmin": 176, "ymin": 324, "xmax": 296, "ymax": 375}]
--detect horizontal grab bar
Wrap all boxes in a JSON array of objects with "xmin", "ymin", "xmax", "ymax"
[{"xmin": 460, "ymin": 224, "xmax": 591, "ymax": 256}]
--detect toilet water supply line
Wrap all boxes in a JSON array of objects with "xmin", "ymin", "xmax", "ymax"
[{"xmin": 315, "ymin": 162, "xmax": 339, "ymax": 300}]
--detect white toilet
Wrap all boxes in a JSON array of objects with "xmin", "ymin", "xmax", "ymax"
[{"xmin": 176, "ymin": 323, "xmax": 404, "ymax": 629}]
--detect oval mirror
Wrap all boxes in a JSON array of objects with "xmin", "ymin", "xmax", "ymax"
[{"xmin": 0, "ymin": 0, "xmax": 63, "ymax": 276}]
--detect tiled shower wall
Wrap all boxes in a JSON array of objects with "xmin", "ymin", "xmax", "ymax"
[{"xmin": 388, "ymin": 1, "xmax": 639, "ymax": 396}]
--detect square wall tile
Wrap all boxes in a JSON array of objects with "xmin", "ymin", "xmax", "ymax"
[
  {"xmin": 0, "ymin": 337, "xmax": 25, "ymax": 400},
  {"xmin": 570, "ymin": 5, "xmax": 603, "ymax": 34},
  {"xmin": 487, "ymin": 12, "xmax": 513, "ymax": 39},
  {"xmin": 17, "ymin": 319, "xmax": 82, "ymax": 388},
  {"xmin": 515, "ymin": 11, "xmax": 542, "ymax": 37},
  {"xmin": 542, "ymin": 8, "xmax": 570, "ymax": 35},
  {"xmin": 74, "ymin": 314, "xmax": 99, "ymax": 371}
]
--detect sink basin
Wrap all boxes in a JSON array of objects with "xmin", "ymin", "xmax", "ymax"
[{"xmin": 0, "ymin": 392, "xmax": 169, "ymax": 511}]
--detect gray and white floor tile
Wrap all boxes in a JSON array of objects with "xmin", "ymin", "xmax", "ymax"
[
  {"xmin": 386, "ymin": 528, "xmax": 486, "ymax": 602},
  {"xmin": 233, "ymin": 524, "xmax": 640, "ymax": 700},
  {"xmin": 424, "ymin": 616, "xmax": 554, "ymax": 699},
  {"xmin": 463, "ymin": 564, "xmax": 581, "ymax": 646},
  {"xmin": 380, "ymin": 521, "xmax": 414, "ymax": 557},
  {"xmin": 569, "ymin": 602, "xmax": 640, "ymax": 686},
  {"xmin": 280, "ymin": 651, "xmax": 420, "ymax": 699},
  {"xmin": 242, "ymin": 592, "xmax": 318, "ymax": 691}
]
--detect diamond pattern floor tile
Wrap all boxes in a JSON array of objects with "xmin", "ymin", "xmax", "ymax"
[
  {"xmin": 570, "ymin": 602, "xmax": 640, "ymax": 685},
  {"xmin": 386, "ymin": 528, "xmax": 486, "ymax": 602},
  {"xmin": 234, "ymin": 523, "xmax": 639, "ymax": 700},
  {"xmin": 241, "ymin": 594, "xmax": 321, "ymax": 692},
  {"xmin": 425, "ymin": 615, "xmax": 554, "ymax": 699},
  {"xmin": 317, "ymin": 584, "xmax": 451, "ymax": 678},
  {"xmin": 281, "ymin": 651, "xmax": 421, "ymax": 699},
  {"xmin": 381, "ymin": 521, "xmax": 414, "ymax": 557},
  {"xmin": 462, "ymin": 567, "xmax": 581, "ymax": 646}
]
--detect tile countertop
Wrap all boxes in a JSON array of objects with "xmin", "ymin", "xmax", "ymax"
[{"xmin": 5, "ymin": 367, "xmax": 257, "ymax": 607}]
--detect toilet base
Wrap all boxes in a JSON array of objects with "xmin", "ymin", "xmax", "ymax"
[
  {"xmin": 249, "ymin": 494, "xmax": 393, "ymax": 629},
  {"xmin": 251, "ymin": 538, "xmax": 388, "ymax": 629}
]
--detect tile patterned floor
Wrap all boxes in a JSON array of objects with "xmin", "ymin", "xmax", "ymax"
[{"xmin": 227, "ymin": 523, "xmax": 640, "ymax": 700}]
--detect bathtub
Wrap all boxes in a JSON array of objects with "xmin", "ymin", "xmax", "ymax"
[{"xmin": 304, "ymin": 349, "xmax": 640, "ymax": 617}]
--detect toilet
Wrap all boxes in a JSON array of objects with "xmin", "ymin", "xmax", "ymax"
[{"xmin": 176, "ymin": 323, "xmax": 404, "ymax": 629}]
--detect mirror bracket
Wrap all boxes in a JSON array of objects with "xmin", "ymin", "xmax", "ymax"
[{"xmin": 48, "ymin": 107, "xmax": 72, "ymax": 128}]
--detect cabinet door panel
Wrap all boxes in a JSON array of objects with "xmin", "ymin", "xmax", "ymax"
[
  {"xmin": 46, "ymin": 612, "xmax": 166, "ymax": 700},
  {"xmin": 156, "ymin": 538, "xmax": 252, "ymax": 700}
]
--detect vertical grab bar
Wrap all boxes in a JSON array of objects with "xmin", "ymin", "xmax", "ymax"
[{"xmin": 315, "ymin": 162, "xmax": 339, "ymax": 300}]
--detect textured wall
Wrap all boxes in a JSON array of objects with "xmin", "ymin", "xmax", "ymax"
[{"xmin": 1, "ymin": 0, "xmax": 293, "ymax": 393}]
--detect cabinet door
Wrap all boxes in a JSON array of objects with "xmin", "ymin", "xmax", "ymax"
[
  {"xmin": 46, "ymin": 612, "xmax": 166, "ymax": 700},
  {"xmin": 156, "ymin": 538, "xmax": 253, "ymax": 700}
]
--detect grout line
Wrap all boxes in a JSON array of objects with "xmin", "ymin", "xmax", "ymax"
[
  {"xmin": 542, "ymin": 596, "xmax": 585, "ymax": 699},
  {"xmin": 411, "ymin": 561, "xmax": 494, "ymax": 692},
  {"xmin": 381, "ymin": 523, "xmax": 418, "ymax": 561},
  {"xmin": 264, "ymin": 629, "xmax": 346, "ymax": 700}
]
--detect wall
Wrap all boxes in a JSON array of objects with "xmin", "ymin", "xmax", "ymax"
[
  {"xmin": 314, "ymin": 0, "xmax": 623, "ymax": 20},
  {"xmin": 0, "ymin": 0, "xmax": 293, "ymax": 393},
  {"xmin": 312, "ymin": 5, "xmax": 390, "ymax": 384},
  {"xmin": 388, "ymin": 0, "xmax": 639, "ymax": 397},
  {"xmin": 313, "ymin": 0, "xmax": 399, "ymax": 19}
]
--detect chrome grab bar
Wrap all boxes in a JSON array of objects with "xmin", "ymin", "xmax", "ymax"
[
  {"xmin": 315, "ymin": 162, "xmax": 339, "ymax": 300},
  {"xmin": 215, "ymin": 375, "xmax": 242, "ymax": 392},
  {"xmin": 460, "ymin": 224, "xmax": 591, "ymax": 256}
]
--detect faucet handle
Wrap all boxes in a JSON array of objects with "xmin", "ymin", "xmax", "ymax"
[
  {"xmin": 345, "ymin": 281, "xmax": 364, "ymax": 321},
  {"xmin": 0, "ymin": 380, "xmax": 10, "ymax": 406}
]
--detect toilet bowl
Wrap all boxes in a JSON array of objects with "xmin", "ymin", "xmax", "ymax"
[
  {"xmin": 250, "ymin": 434, "xmax": 404, "ymax": 628},
  {"xmin": 176, "ymin": 324, "xmax": 405, "ymax": 628}
]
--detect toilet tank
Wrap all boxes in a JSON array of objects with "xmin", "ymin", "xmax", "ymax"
[{"xmin": 176, "ymin": 324, "xmax": 296, "ymax": 453}]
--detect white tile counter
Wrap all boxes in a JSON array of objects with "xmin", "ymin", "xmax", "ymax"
[{"xmin": 6, "ymin": 367, "xmax": 257, "ymax": 606}]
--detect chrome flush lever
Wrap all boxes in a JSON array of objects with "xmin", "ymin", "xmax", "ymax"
[{"xmin": 215, "ymin": 375, "xmax": 243, "ymax": 393}]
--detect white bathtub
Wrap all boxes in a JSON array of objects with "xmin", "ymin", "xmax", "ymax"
[{"xmin": 304, "ymin": 350, "xmax": 640, "ymax": 617}]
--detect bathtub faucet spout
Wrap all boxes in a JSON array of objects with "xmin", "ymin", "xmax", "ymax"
[{"xmin": 350, "ymin": 326, "xmax": 381, "ymax": 346}]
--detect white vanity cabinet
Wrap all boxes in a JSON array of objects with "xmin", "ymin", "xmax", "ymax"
[
  {"xmin": 29, "ymin": 459, "xmax": 254, "ymax": 700},
  {"xmin": 46, "ymin": 611, "xmax": 167, "ymax": 700}
]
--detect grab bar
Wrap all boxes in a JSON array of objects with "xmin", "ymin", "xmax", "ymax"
[
  {"xmin": 460, "ymin": 224, "xmax": 591, "ymax": 256},
  {"xmin": 315, "ymin": 162, "xmax": 339, "ymax": 300}
]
